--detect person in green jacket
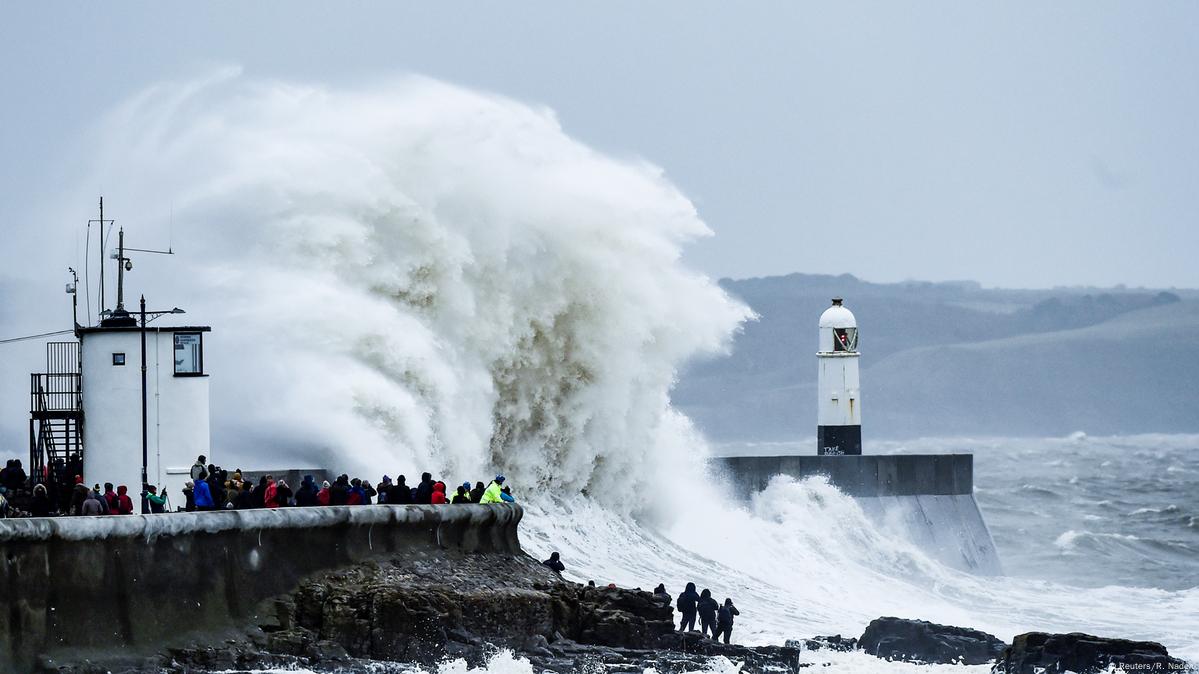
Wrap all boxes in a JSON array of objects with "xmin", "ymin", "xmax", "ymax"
[
  {"xmin": 142, "ymin": 484, "xmax": 168, "ymax": 513},
  {"xmin": 479, "ymin": 475, "xmax": 506, "ymax": 504}
]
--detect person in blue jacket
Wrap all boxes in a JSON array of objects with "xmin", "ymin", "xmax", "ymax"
[{"xmin": 193, "ymin": 477, "xmax": 214, "ymax": 511}]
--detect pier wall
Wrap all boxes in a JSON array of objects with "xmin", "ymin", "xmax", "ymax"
[
  {"xmin": 0, "ymin": 504, "xmax": 523, "ymax": 673},
  {"xmin": 715, "ymin": 454, "xmax": 1002, "ymax": 576}
]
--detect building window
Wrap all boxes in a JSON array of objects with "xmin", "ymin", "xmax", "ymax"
[
  {"xmin": 174, "ymin": 332, "xmax": 203, "ymax": 375},
  {"xmin": 112, "ymin": 353, "xmax": 126, "ymax": 366}
]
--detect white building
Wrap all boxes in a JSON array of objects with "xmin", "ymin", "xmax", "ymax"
[
  {"xmin": 816, "ymin": 298, "xmax": 862, "ymax": 455},
  {"xmin": 79, "ymin": 323, "xmax": 211, "ymax": 503}
]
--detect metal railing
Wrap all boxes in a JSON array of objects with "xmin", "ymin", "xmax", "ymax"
[{"xmin": 30, "ymin": 373, "xmax": 82, "ymax": 414}]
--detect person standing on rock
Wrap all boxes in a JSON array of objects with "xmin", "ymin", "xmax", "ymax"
[
  {"xmin": 712, "ymin": 598, "xmax": 740, "ymax": 644},
  {"xmin": 542, "ymin": 552, "xmax": 565, "ymax": 574},
  {"xmin": 480, "ymin": 475, "xmax": 507, "ymax": 504},
  {"xmin": 190, "ymin": 455, "xmax": 207, "ymax": 482},
  {"xmin": 697, "ymin": 589, "xmax": 719, "ymax": 638},
  {"xmin": 676, "ymin": 582, "xmax": 700, "ymax": 632},
  {"xmin": 653, "ymin": 584, "xmax": 669, "ymax": 602}
]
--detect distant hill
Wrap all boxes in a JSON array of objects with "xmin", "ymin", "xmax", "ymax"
[{"xmin": 673, "ymin": 273, "xmax": 1199, "ymax": 441}]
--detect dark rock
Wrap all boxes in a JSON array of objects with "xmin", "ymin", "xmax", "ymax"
[
  {"xmin": 859, "ymin": 616, "xmax": 1006, "ymax": 665},
  {"xmin": 787, "ymin": 634, "xmax": 858, "ymax": 652},
  {"xmin": 993, "ymin": 632, "xmax": 1190, "ymax": 674}
]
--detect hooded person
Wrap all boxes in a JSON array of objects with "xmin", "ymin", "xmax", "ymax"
[
  {"xmin": 31, "ymin": 483, "xmax": 52, "ymax": 517},
  {"xmin": 469, "ymin": 481, "xmax": 486, "ymax": 503},
  {"xmin": 103, "ymin": 482, "xmax": 118, "ymax": 512},
  {"xmin": 376, "ymin": 475, "xmax": 393, "ymax": 504},
  {"xmin": 116, "ymin": 485, "xmax": 134, "ymax": 514},
  {"xmin": 70, "ymin": 477, "xmax": 88, "ymax": 515},
  {"xmin": 295, "ymin": 475, "xmax": 319, "ymax": 507},
  {"xmin": 712, "ymin": 598, "xmax": 740, "ymax": 644},
  {"xmin": 330, "ymin": 475, "xmax": 350, "ymax": 506},
  {"xmin": 451, "ymin": 483, "xmax": 471, "ymax": 504},
  {"xmin": 480, "ymin": 475, "xmax": 506, "ymax": 504},
  {"xmin": 653, "ymin": 584, "xmax": 670, "ymax": 603},
  {"xmin": 676, "ymin": 582, "xmax": 701, "ymax": 632},
  {"xmin": 263, "ymin": 476, "xmax": 278, "ymax": 509},
  {"xmin": 81, "ymin": 490, "xmax": 106, "ymax": 516},
  {"xmin": 697, "ymin": 589, "xmax": 719, "ymax": 637},
  {"xmin": 317, "ymin": 480, "xmax": 332, "ymax": 506},
  {"xmin": 193, "ymin": 477, "xmax": 214, "ymax": 510},
  {"xmin": 414, "ymin": 472, "xmax": 435, "ymax": 504},
  {"xmin": 251, "ymin": 476, "xmax": 268, "ymax": 508},
  {"xmin": 500, "ymin": 486, "xmax": 515, "ymax": 502},
  {"xmin": 430, "ymin": 481, "xmax": 448, "ymax": 504},
  {"xmin": 542, "ymin": 552, "xmax": 565, "ymax": 574}
]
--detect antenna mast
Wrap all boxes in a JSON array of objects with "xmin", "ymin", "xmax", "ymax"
[{"xmin": 88, "ymin": 197, "xmax": 114, "ymax": 321}]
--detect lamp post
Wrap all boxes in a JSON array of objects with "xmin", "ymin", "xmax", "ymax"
[{"xmin": 138, "ymin": 299, "xmax": 185, "ymax": 513}]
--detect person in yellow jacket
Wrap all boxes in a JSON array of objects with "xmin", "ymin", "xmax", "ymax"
[{"xmin": 479, "ymin": 475, "xmax": 507, "ymax": 504}]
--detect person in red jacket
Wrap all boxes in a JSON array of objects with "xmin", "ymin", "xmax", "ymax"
[
  {"xmin": 116, "ymin": 485, "xmax": 134, "ymax": 514},
  {"xmin": 263, "ymin": 476, "xmax": 278, "ymax": 509},
  {"xmin": 317, "ymin": 480, "xmax": 331, "ymax": 506},
  {"xmin": 430, "ymin": 481, "xmax": 448, "ymax": 504}
]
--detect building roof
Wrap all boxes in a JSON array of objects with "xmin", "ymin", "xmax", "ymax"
[{"xmin": 76, "ymin": 325, "xmax": 211, "ymax": 336}]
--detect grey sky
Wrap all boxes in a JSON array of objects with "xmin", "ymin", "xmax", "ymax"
[{"xmin": 2, "ymin": 1, "xmax": 1196, "ymax": 289}]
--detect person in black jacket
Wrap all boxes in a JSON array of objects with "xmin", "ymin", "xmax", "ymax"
[
  {"xmin": 234, "ymin": 482, "xmax": 254, "ymax": 509},
  {"xmin": 653, "ymin": 584, "xmax": 670, "ymax": 603},
  {"xmin": 697, "ymin": 588, "xmax": 719, "ymax": 638},
  {"xmin": 542, "ymin": 552, "xmax": 565, "ymax": 574},
  {"xmin": 330, "ymin": 475, "xmax": 350, "ymax": 505},
  {"xmin": 712, "ymin": 598, "xmax": 740, "ymax": 644},
  {"xmin": 393, "ymin": 475, "xmax": 412, "ymax": 504},
  {"xmin": 469, "ymin": 481, "xmax": 486, "ymax": 503},
  {"xmin": 295, "ymin": 475, "xmax": 319, "ymax": 506},
  {"xmin": 31, "ymin": 483, "xmax": 52, "ymax": 517},
  {"xmin": 414, "ymin": 472, "xmax": 435, "ymax": 504},
  {"xmin": 676, "ymin": 582, "xmax": 700, "ymax": 632}
]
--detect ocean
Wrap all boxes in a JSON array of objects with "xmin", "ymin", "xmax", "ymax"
[{"xmin": 33, "ymin": 72, "xmax": 1198, "ymax": 672}]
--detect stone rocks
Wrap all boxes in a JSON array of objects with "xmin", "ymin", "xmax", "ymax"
[
  {"xmin": 858, "ymin": 616, "xmax": 1006, "ymax": 665},
  {"xmin": 993, "ymin": 632, "xmax": 1190, "ymax": 674},
  {"xmin": 786, "ymin": 634, "xmax": 858, "ymax": 652}
]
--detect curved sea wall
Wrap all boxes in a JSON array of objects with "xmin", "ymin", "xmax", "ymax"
[{"xmin": 0, "ymin": 504, "xmax": 523, "ymax": 673}]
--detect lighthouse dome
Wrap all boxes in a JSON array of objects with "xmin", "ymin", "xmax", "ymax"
[{"xmin": 819, "ymin": 299, "xmax": 856, "ymax": 329}]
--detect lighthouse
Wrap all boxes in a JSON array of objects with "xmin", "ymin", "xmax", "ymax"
[{"xmin": 817, "ymin": 298, "xmax": 861, "ymax": 455}]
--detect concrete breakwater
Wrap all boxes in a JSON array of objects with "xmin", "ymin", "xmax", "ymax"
[
  {"xmin": 0, "ymin": 504, "xmax": 523, "ymax": 673},
  {"xmin": 715, "ymin": 454, "xmax": 1002, "ymax": 575}
]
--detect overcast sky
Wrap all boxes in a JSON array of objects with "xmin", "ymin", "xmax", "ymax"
[{"xmin": 1, "ymin": 1, "xmax": 1196, "ymax": 289}]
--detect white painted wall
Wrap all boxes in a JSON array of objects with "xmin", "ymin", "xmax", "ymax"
[
  {"xmin": 817, "ymin": 353, "xmax": 861, "ymax": 427},
  {"xmin": 81, "ymin": 328, "xmax": 210, "ymax": 510}
]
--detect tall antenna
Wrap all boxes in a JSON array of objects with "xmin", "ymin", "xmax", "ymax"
[{"xmin": 87, "ymin": 197, "xmax": 114, "ymax": 321}]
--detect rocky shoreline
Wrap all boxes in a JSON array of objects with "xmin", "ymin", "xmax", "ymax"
[{"xmin": 38, "ymin": 548, "xmax": 1193, "ymax": 674}]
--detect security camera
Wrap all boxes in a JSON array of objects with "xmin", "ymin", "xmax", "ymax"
[{"xmin": 124, "ymin": 260, "xmax": 133, "ymax": 271}]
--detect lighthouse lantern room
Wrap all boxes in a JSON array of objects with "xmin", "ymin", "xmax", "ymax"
[{"xmin": 816, "ymin": 298, "xmax": 862, "ymax": 455}]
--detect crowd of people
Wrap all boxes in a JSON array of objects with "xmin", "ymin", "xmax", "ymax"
[
  {"xmin": 666, "ymin": 581, "xmax": 740, "ymax": 644},
  {"xmin": 0, "ymin": 454, "xmax": 519, "ymax": 517},
  {"xmin": 540, "ymin": 551, "xmax": 742, "ymax": 645}
]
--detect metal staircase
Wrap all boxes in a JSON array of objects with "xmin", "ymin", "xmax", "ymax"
[{"xmin": 29, "ymin": 342, "xmax": 83, "ymax": 488}]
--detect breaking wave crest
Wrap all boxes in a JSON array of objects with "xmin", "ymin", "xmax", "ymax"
[{"xmin": 64, "ymin": 68, "xmax": 750, "ymax": 519}]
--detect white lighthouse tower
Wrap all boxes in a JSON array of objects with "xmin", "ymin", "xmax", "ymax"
[{"xmin": 817, "ymin": 298, "xmax": 861, "ymax": 455}]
